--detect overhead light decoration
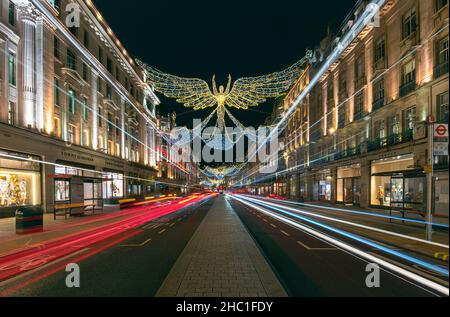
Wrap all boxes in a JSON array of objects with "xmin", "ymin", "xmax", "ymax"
[{"xmin": 136, "ymin": 59, "xmax": 307, "ymax": 130}]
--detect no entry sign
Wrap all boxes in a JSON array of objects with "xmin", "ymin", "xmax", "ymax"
[{"xmin": 434, "ymin": 124, "xmax": 448, "ymax": 139}]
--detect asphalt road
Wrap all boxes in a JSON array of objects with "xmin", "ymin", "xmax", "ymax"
[
  {"xmin": 1, "ymin": 197, "xmax": 215, "ymax": 297},
  {"xmin": 228, "ymin": 196, "xmax": 446, "ymax": 297}
]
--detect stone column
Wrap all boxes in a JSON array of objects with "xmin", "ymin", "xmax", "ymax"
[
  {"xmin": 18, "ymin": 4, "xmax": 37, "ymax": 128},
  {"xmin": 120, "ymin": 98, "xmax": 126, "ymax": 159},
  {"xmin": 35, "ymin": 17, "xmax": 44, "ymax": 131},
  {"xmin": 90, "ymin": 70, "xmax": 99, "ymax": 149}
]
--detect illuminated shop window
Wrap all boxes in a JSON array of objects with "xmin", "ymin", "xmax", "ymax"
[{"xmin": 0, "ymin": 151, "xmax": 41, "ymax": 208}]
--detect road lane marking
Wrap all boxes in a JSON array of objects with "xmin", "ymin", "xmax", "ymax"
[
  {"xmin": 0, "ymin": 248, "xmax": 89, "ymax": 288},
  {"xmin": 169, "ymin": 223, "xmax": 175, "ymax": 227},
  {"xmin": 280, "ymin": 230, "xmax": 291, "ymax": 237},
  {"xmin": 158, "ymin": 229, "xmax": 167, "ymax": 235},
  {"xmin": 297, "ymin": 241, "xmax": 336, "ymax": 251},
  {"xmin": 270, "ymin": 224, "xmax": 277, "ymax": 228},
  {"xmin": 120, "ymin": 238, "xmax": 152, "ymax": 247},
  {"xmin": 231, "ymin": 195, "xmax": 449, "ymax": 296}
]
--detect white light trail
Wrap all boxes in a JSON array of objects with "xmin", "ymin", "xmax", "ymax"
[
  {"xmin": 241, "ymin": 195, "xmax": 449, "ymax": 249},
  {"xmin": 229, "ymin": 195, "xmax": 449, "ymax": 296}
]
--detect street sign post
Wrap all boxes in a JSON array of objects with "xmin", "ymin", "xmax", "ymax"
[{"xmin": 434, "ymin": 124, "xmax": 448, "ymax": 139}]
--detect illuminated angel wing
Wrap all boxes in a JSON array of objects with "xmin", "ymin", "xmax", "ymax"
[
  {"xmin": 225, "ymin": 60, "xmax": 304, "ymax": 109},
  {"xmin": 136, "ymin": 59, "xmax": 217, "ymax": 110}
]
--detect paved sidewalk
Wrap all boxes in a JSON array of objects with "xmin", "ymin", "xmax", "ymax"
[{"xmin": 157, "ymin": 196, "xmax": 287, "ymax": 297}]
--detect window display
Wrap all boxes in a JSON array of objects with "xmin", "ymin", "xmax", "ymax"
[
  {"xmin": 370, "ymin": 155, "xmax": 425, "ymax": 209},
  {"xmin": 0, "ymin": 170, "xmax": 41, "ymax": 207}
]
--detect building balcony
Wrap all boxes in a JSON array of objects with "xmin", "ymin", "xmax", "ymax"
[
  {"xmin": 399, "ymin": 81, "xmax": 416, "ymax": 97},
  {"xmin": 372, "ymin": 97, "xmax": 385, "ymax": 112},
  {"xmin": 434, "ymin": 61, "xmax": 449, "ymax": 79},
  {"xmin": 334, "ymin": 146, "xmax": 361, "ymax": 161},
  {"xmin": 367, "ymin": 130, "xmax": 414, "ymax": 152}
]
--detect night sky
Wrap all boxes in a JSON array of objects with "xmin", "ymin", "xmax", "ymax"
[{"xmin": 93, "ymin": 0, "xmax": 357, "ymax": 128}]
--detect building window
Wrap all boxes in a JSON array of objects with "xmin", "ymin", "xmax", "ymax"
[
  {"xmin": 8, "ymin": 102, "xmax": 15, "ymax": 125},
  {"xmin": 97, "ymin": 77, "xmax": 102, "ymax": 94},
  {"xmin": 98, "ymin": 47, "xmax": 104, "ymax": 64},
  {"xmin": 83, "ymin": 30, "xmax": 89, "ymax": 48},
  {"xmin": 374, "ymin": 120, "xmax": 386, "ymax": 143},
  {"xmin": 54, "ymin": 36, "xmax": 60, "ymax": 59},
  {"xmin": 389, "ymin": 114, "xmax": 400, "ymax": 136},
  {"xmin": 83, "ymin": 98, "xmax": 89, "ymax": 121},
  {"xmin": 339, "ymin": 72, "xmax": 347, "ymax": 100},
  {"xmin": 338, "ymin": 103, "xmax": 346, "ymax": 128},
  {"xmin": 8, "ymin": 52, "xmax": 16, "ymax": 86},
  {"xmin": 374, "ymin": 37, "xmax": 385, "ymax": 63},
  {"xmin": 435, "ymin": 37, "xmax": 449, "ymax": 78},
  {"xmin": 107, "ymin": 57, "xmax": 113, "ymax": 73},
  {"xmin": 356, "ymin": 55, "xmax": 365, "ymax": 78},
  {"xmin": 403, "ymin": 107, "xmax": 416, "ymax": 135},
  {"xmin": 8, "ymin": 1, "xmax": 15, "ymax": 26},
  {"xmin": 67, "ymin": 49, "xmax": 77, "ymax": 70},
  {"xmin": 68, "ymin": 125, "xmax": 76, "ymax": 144},
  {"xmin": 115, "ymin": 67, "xmax": 120, "ymax": 81},
  {"xmin": 436, "ymin": 0, "xmax": 448, "ymax": 12},
  {"xmin": 437, "ymin": 92, "xmax": 449, "ymax": 123},
  {"xmin": 54, "ymin": 79, "xmax": 60, "ymax": 106},
  {"xmin": 372, "ymin": 77, "xmax": 385, "ymax": 110},
  {"xmin": 400, "ymin": 59, "xmax": 416, "ymax": 97},
  {"xmin": 82, "ymin": 63, "xmax": 89, "ymax": 81},
  {"xmin": 54, "ymin": 117, "xmax": 61, "ymax": 137},
  {"xmin": 48, "ymin": 0, "xmax": 60, "ymax": 10},
  {"xmin": 68, "ymin": 89, "xmax": 76, "ymax": 114},
  {"xmin": 106, "ymin": 84, "xmax": 112, "ymax": 99},
  {"xmin": 402, "ymin": 7, "xmax": 417, "ymax": 40},
  {"xmin": 98, "ymin": 108, "xmax": 103, "ymax": 127},
  {"xmin": 354, "ymin": 92, "xmax": 364, "ymax": 121},
  {"xmin": 115, "ymin": 118, "xmax": 120, "ymax": 137}
]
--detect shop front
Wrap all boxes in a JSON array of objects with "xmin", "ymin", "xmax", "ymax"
[
  {"xmin": 127, "ymin": 173, "xmax": 144, "ymax": 198},
  {"xmin": 0, "ymin": 150, "xmax": 42, "ymax": 217},
  {"xmin": 337, "ymin": 164, "xmax": 361, "ymax": 206},
  {"xmin": 313, "ymin": 170, "xmax": 332, "ymax": 201},
  {"xmin": 288, "ymin": 175, "xmax": 299, "ymax": 200},
  {"xmin": 370, "ymin": 154, "xmax": 425, "ymax": 211}
]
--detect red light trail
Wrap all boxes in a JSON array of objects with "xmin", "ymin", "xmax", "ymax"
[{"xmin": 0, "ymin": 194, "xmax": 214, "ymax": 291}]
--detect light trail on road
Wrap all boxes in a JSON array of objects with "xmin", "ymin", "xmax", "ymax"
[
  {"xmin": 258, "ymin": 196, "xmax": 450, "ymax": 229},
  {"xmin": 229, "ymin": 194, "xmax": 449, "ymax": 296},
  {"xmin": 0, "ymin": 194, "xmax": 214, "ymax": 286},
  {"xmin": 241, "ymin": 195, "xmax": 449, "ymax": 249}
]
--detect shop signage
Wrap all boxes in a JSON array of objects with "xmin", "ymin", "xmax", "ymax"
[
  {"xmin": 434, "ymin": 142, "xmax": 449, "ymax": 156},
  {"xmin": 434, "ymin": 124, "xmax": 448, "ymax": 139},
  {"xmin": 61, "ymin": 150, "xmax": 94, "ymax": 163}
]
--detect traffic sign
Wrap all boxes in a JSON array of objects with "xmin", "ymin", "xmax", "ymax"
[
  {"xmin": 434, "ymin": 142, "xmax": 449, "ymax": 156},
  {"xmin": 434, "ymin": 124, "xmax": 448, "ymax": 139}
]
